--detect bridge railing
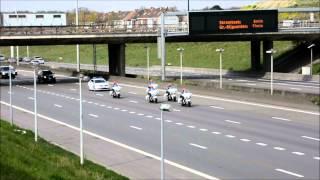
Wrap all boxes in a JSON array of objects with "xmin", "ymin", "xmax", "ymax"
[{"xmin": 0, "ymin": 21, "xmax": 319, "ymax": 36}]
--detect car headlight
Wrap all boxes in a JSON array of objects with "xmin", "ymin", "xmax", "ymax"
[
  {"xmin": 44, "ymin": 76, "xmax": 47, "ymax": 78},
  {"xmin": 2, "ymin": 72, "xmax": 5, "ymax": 75}
]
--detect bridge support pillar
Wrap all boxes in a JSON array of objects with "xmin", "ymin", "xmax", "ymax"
[
  {"xmin": 251, "ymin": 40, "xmax": 261, "ymax": 71},
  {"xmin": 108, "ymin": 43, "xmax": 126, "ymax": 76},
  {"xmin": 263, "ymin": 40, "xmax": 273, "ymax": 72}
]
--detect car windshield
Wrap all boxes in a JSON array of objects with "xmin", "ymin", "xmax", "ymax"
[
  {"xmin": 42, "ymin": 71, "xmax": 52, "ymax": 75},
  {"xmin": 1, "ymin": 67, "xmax": 9, "ymax": 71},
  {"xmin": 94, "ymin": 80, "xmax": 106, "ymax": 83}
]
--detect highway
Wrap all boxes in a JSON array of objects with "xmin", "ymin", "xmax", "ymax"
[
  {"xmin": 1, "ymin": 70, "xmax": 319, "ymax": 179},
  {"xmin": 40, "ymin": 62, "xmax": 320, "ymax": 95}
]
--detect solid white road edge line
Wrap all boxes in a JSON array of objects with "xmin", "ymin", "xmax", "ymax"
[
  {"xmin": 119, "ymin": 83, "xmax": 319, "ymax": 116},
  {"xmin": 0, "ymin": 101, "xmax": 219, "ymax": 180},
  {"xmin": 189, "ymin": 143, "xmax": 208, "ymax": 150},
  {"xmin": 272, "ymin": 117, "xmax": 291, "ymax": 121},
  {"xmin": 301, "ymin": 136, "xmax": 320, "ymax": 141},
  {"xmin": 275, "ymin": 169, "xmax": 304, "ymax": 178}
]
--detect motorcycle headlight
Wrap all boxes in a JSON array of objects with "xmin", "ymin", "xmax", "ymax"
[
  {"xmin": 44, "ymin": 76, "xmax": 47, "ymax": 78},
  {"xmin": 2, "ymin": 72, "xmax": 5, "ymax": 75}
]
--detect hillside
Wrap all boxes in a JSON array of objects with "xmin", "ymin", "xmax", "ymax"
[{"xmin": 244, "ymin": 0, "xmax": 319, "ymax": 9}]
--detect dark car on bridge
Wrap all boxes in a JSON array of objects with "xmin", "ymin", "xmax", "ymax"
[{"xmin": 37, "ymin": 70, "xmax": 56, "ymax": 83}]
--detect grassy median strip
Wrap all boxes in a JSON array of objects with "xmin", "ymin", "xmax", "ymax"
[{"xmin": 0, "ymin": 119, "xmax": 128, "ymax": 180}]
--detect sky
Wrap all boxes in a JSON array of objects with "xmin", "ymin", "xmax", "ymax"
[{"xmin": 1, "ymin": 0, "xmax": 261, "ymax": 12}]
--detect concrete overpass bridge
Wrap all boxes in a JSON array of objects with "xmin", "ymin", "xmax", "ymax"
[{"xmin": 1, "ymin": 8, "xmax": 319, "ymax": 77}]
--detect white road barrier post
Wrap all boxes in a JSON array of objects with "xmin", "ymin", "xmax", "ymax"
[
  {"xmin": 177, "ymin": 48, "xmax": 184, "ymax": 85},
  {"xmin": 266, "ymin": 49, "xmax": 276, "ymax": 95},
  {"xmin": 144, "ymin": 45, "xmax": 150, "ymax": 81},
  {"xmin": 27, "ymin": 45, "xmax": 30, "ymax": 58},
  {"xmin": 33, "ymin": 66, "xmax": 38, "ymax": 142},
  {"xmin": 16, "ymin": 46, "xmax": 19, "ymax": 66},
  {"xmin": 160, "ymin": 104, "xmax": 171, "ymax": 180},
  {"xmin": 216, "ymin": 48, "xmax": 224, "ymax": 89},
  {"xmin": 79, "ymin": 73, "xmax": 84, "ymax": 165},
  {"xmin": 308, "ymin": 44, "xmax": 315, "ymax": 75}
]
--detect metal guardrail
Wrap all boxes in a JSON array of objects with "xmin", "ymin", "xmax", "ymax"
[{"xmin": 0, "ymin": 22, "xmax": 319, "ymax": 36}]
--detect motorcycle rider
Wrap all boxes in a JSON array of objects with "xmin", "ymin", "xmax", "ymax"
[
  {"xmin": 166, "ymin": 83, "xmax": 172, "ymax": 96},
  {"xmin": 180, "ymin": 88, "xmax": 186, "ymax": 102}
]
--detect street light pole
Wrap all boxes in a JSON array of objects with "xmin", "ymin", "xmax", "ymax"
[
  {"xmin": 216, "ymin": 48, "xmax": 224, "ymax": 89},
  {"xmin": 266, "ymin": 49, "xmax": 276, "ymax": 95},
  {"xmin": 16, "ymin": 46, "xmax": 19, "ymax": 66},
  {"xmin": 76, "ymin": 0, "xmax": 80, "ymax": 72},
  {"xmin": 308, "ymin": 44, "xmax": 315, "ymax": 75},
  {"xmin": 9, "ymin": 64, "xmax": 13, "ymax": 126},
  {"xmin": 159, "ymin": 104, "xmax": 171, "ymax": 180},
  {"xmin": 79, "ymin": 74, "xmax": 84, "ymax": 165},
  {"xmin": 145, "ymin": 45, "xmax": 150, "ymax": 80},
  {"xmin": 160, "ymin": 109, "xmax": 164, "ymax": 180},
  {"xmin": 33, "ymin": 66, "xmax": 38, "ymax": 142},
  {"xmin": 27, "ymin": 45, "xmax": 30, "ymax": 58},
  {"xmin": 177, "ymin": 48, "xmax": 184, "ymax": 85}
]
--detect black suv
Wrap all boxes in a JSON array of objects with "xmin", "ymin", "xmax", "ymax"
[{"xmin": 37, "ymin": 70, "xmax": 56, "ymax": 83}]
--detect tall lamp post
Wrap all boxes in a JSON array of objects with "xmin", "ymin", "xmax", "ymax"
[
  {"xmin": 144, "ymin": 45, "xmax": 150, "ymax": 81},
  {"xmin": 76, "ymin": 0, "xmax": 80, "ymax": 72},
  {"xmin": 216, "ymin": 48, "xmax": 224, "ymax": 89},
  {"xmin": 266, "ymin": 49, "xmax": 276, "ymax": 95},
  {"xmin": 33, "ymin": 63, "xmax": 39, "ymax": 142},
  {"xmin": 177, "ymin": 48, "xmax": 184, "ymax": 85},
  {"xmin": 159, "ymin": 104, "xmax": 171, "ymax": 180},
  {"xmin": 9, "ymin": 63, "xmax": 13, "ymax": 126},
  {"xmin": 308, "ymin": 44, "xmax": 315, "ymax": 75},
  {"xmin": 79, "ymin": 73, "xmax": 84, "ymax": 165}
]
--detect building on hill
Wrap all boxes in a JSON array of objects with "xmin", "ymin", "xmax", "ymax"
[{"xmin": 0, "ymin": 12, "xmax": 67, "ymax": 26}]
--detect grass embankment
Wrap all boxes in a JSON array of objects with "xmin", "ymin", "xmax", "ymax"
[
  {"xmin": 312, "ymin": 63, "xmax": 320, "ymax": 75},
  {"xmin": 0, "ymin": 120, "xmax": 128, "ymax": 180},
  {"xmin": 0, "ymin": 41, "xmax": 293, "ymax": 71}
]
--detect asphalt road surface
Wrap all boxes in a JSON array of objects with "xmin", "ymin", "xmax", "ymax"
[{"xmin": 1, "ymin": 71, "xmax": 319, "ymax": 179}]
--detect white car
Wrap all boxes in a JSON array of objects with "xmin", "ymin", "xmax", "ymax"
[
  {"xmin": 88, "ymin": 77, "xmax": 109, "ymax": 91},
  {"xmin": 0, "ymin": 54, "xmax": 5, "ymax": 61},
  {"xmin": 30, "ymin": 59, "xmax": 44, "ymax": 65},
  {"xmin": 32, "ymin": 56, "xmax": 45, "ymax": 64}
]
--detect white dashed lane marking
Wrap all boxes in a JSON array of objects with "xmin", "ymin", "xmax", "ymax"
[
  {"xmin": 128, "ymin": 92, "xmax": 137, "ymax": 95},
  {"xmin": 130, "ymin": 126, "xmax": 142, "ymax": 130},
  {"xmin": 256, "ymin": 143, "xmax": 267, "ymax": 146},
  {"xmin": 95, "ymin": 93, "xmax": 103, "ymax": 96},
  {"xmin": 187, "ymin": 125, "xmax": 195, "ymax": 129},
  {"xmin": 275, "ymin": 169, "xmax": 304, "ymax": 178},
  {"xmin": 210, "ymin": 106, "xmax": 224, "ymax": 110},
  {"xmin": 165, "ymin": 120, "xmax": 172, "ymax": 123},
  {"xmin": 301, "ymin": 136, "xmax": 320, "ymax": 141},
  {"xmin": 121, "ymin": 109, "xmax": 128, "ymax": 112},
  {"xmin": 175, "ymin": 122, "xmax": 183, "ymax": 126},
  {"xmin": 28, "ymin": 97, "xmax": 34, "ymax": 100},
  {"xmin": 189, "ymin": 143, "xmax": 208, "ymax": 150},
  {"xmin": 212, "ymin": 132, "xmax": 221, "ymax": 135},
  {"xmin": 273, "ymin": 147, "xmax": 286, "ymax": 151},
  {"xmin": 54, "ymin": 104, "xmax": 62, "ymax": 108},
  {"xmin": 129, "ymin": 100, "xmax": 138, "ymax": 104},
  {"xmin": 225, "ymin": 135, "xmax": 236, "ymax": 138},
  {"xmin": 70, "ymin": 88, "xmax": 77, "ymax": 91},
  {"xmin": 246, "ymin": 83, "xmax": 256, "ymax": 86},
  {"xmin": 88, "ymin": 114, "xmax": 99, "ymax": 118},
  {"xmin": 48, "ymin": 84, "xmax": 54, "ymax": 87},
  {"xmin": 137, "ymin": 113, "xmax": 144, "ymax": 116},
  {"xmin": 272, "ymin": 117, "xmax": 291, "ymax": 122},
  {"xmin": 240, "ymin": 139, "xmax": 251, "ymax": 142},
  {"xmin": 173, "ymin": 109, "xmax": 181, "ymax": 112},
  {"xmin": 129, "ymin": 111, "xmax": 136, "ymax": 114},
  {"xmin": 146, "ymin": 115, "xmax": 153, "ymax": 118},
  {"xmin": 292, "ymin": 152, "xmax": 305, "ymax": 156},
  {"xmin": 225, "ymin": 120, "xmax": 241, "ymax": 124},
  {"xmin": 314, "ymin": 157, "xmax": 320, "ymax": 160},
  {"xmin": 199, "ymin": 128, "xmax": 208, "ymax": 132}
]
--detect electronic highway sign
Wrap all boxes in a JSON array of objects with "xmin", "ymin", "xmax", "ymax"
[{"xmin": 189, "ymin": 10, "xmax": 278, "ymax": 34}]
